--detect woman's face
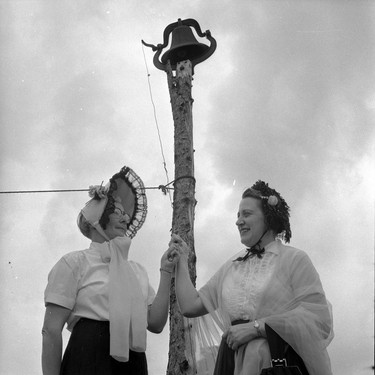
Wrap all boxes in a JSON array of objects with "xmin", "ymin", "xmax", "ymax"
[
  {"xmin": 103, "ymin": 202, "xmax": 130, "ymax": 240},
  {"xmin": 236, "ymin": 197, "xmax": 267, "ymax": 247}
]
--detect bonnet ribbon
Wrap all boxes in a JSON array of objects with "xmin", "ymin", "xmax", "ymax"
[
  {"xmin": 234, "ymin": 229, "xmax": 268, "ymax": 262},
  {"xmin": 107, "ymin": 236, "xmax": 147, "ymax": 362}
]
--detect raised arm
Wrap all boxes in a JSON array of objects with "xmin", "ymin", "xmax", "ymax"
[
  {"xmin": 147, "ymin": 246, "xmax": 177, "ymax": 333},
  {"xmin": 170, "ymin": 234, "xmax": 208, "ymax": 318},
  {"xmin": 41, "ymin": 303, "xmax": 71, "ymax": 375}
]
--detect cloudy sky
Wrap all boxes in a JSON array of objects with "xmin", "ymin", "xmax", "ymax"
[{"xmin": 0, "ymin": 1, "xmax": 374, "ymax": 374}]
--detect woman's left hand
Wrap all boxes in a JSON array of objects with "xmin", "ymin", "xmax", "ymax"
[
  {"xmin": 222, "ymin": 322, "xmax": 258, "ymax": 351},
  {"xmin": 160, "ymin": 242, "xmax": 180, "ymax": 274}
]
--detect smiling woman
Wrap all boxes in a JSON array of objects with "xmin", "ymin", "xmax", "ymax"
[
  {"xmin": 41, "ymin": 165, "xmax": 179, "ymax": 375},
  {"xmin": 170, "ymin": 180, "xmax": 334, "ymax": 375},
  {"xmin": 100, "ymin": 201, "xmax": 131, "ymax": 239}
]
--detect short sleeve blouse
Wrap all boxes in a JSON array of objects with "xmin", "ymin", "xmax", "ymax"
[{"xmin": 44, "ymin": 241, "xmax": 156, "ymax": 331}]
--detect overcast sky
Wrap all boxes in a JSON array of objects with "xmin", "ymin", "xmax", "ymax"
[{"xmin": 0, "ymin": 1, "xmax": 374, "ymax": 374}]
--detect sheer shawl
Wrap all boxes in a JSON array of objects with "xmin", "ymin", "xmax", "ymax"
[{"xmin": 193, "ymin": 240, "xmax": 333, "ymax": 375}]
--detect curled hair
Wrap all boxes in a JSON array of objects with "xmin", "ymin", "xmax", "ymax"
[
  {"xmin": 98, "ymin": 173, "xmax": 132, "ymax": 230},
  {"xmin": 99, "ymin": 193, "xmax": 116, "ymax": 230},
  {"xmin": 242, "ymin": 181, "xmax": 291, "ymax": 242}
]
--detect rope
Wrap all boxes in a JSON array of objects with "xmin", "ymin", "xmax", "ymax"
[
  {"xmin": 0, "ymin": 186, "xmax": 172, "ymax": 195},
  {"xmin": 0, "ymin": 177, "xmax": 196, "ymax": 195},
  {"xmin": 141, "ymin": 42, "xmax": 172, "ymax": 204},
  {"xmin": 0, "ymin": 189, "xmax": 89, "ymax": 194}
]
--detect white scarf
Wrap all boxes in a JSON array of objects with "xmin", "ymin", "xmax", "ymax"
[{"xmin": 107, "ymin": 236, "xmax": 147, "ymax": 362}]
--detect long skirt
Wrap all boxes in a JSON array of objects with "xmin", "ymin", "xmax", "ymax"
[
  {"xmin": 213, "ymin": 321, "xmax": 309, "ymax": 375},
  {"xmin": 213, "ymin": 320, "xmax": 248, "ymax": 375},
  {"xmin": 60, "ymin": 318, "xmax": 148, "ymax": 375}
]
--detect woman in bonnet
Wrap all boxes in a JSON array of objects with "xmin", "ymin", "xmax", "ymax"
[
  {"xmin": 42, "ymin": 166, "xmax": 177, "ymax": 375},
  {"xmin": 170, "ymin": 181, "xmax": 333, "ymax": 375}
]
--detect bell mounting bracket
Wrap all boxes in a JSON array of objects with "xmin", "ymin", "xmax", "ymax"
[{"xmin": 142, "ymin": 18, "xmax": 216, "ymax": 72}]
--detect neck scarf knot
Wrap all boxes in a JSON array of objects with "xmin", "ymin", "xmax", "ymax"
[{"xmin": 234, "ymin": 229, "xmax": 268, "ymax": 262}]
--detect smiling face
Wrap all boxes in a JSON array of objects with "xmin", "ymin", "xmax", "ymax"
[
  {"xmin": 103, "ymin": 202, "xmax": 130, "ymax": 240},
  {"xmin": 236, "ymin": 197, "xmax": 268, "ymax": 247}
]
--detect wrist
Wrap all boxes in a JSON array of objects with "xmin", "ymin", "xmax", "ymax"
[
  {"xmin": 160, "ymin": 267, "xmax": 173, "ymax": 275},
  {"xmin": 179, "ymin": 255, "xmax": 189, "ymax": 266},
  {"xmin": 253, "ymin": 319, "xmax": 263, "ymax": 338}
]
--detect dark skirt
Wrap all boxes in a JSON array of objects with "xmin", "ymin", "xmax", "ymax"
[
  {"xmin": 60, "ymin": 318, "xmax": 148, "ymax": 375},
  {"xmin": 213, "ymin": 321, "xmax": 309, "ymax": 375},
  {"xmin": 213, "ymin": 337, "xmax": 235, "ymax": 375},
  {"xmin": 213, "ymin": 320, "xmax": 248, "ymax": 375}
]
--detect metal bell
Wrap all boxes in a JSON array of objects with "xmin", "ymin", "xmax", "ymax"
[
  {"xmin": 161, "ymin": 24, "xmax": 209, "ymax": 66},
  {"xmin": 142, "ymin": 18, "xmax": 216, "ymax": 72}
]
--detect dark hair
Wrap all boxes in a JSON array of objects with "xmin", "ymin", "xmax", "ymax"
[
  {"xmin": 99, "ymin": 181, "xmax": 118, "ymax": 230},
  {"xmin": 242, "ymin": 180, "xmax": 291, "ymax": 242},
  {"xmin": 98, "ymin": 170, "xmax": 138, "ymax": 230}
]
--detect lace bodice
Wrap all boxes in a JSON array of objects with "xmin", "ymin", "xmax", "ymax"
[{"xmin": 222, "ymin": 252, "xmax": 277, "ymax": 322}]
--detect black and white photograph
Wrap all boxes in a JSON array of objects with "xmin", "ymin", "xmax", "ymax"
[{"xmin": 0, "ymin": 1, "xmax": 374, "ymax": 374}]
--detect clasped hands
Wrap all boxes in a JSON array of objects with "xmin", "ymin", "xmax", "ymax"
[
  {"xmin": 223, "ymin": 322, "xmax": 260, "ymax": 351},
  {"xmin": 162, "ymin": 235, "xmax": 261, "ymax": 351},
  {"xmin": 160, "ymin": 234, "xmax": 189, "ymax": 272}
]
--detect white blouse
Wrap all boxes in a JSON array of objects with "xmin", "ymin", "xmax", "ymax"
[
  {"xmin": 221, "ymin": 242, "xmax": 277, "ymax": 322},
  {"xmin": 196, "ymin": 240, "xmax": 334, "ymax": 375},
  {"xmin": 44, "ymin": 241, "xmax": 156, "ymax": 331}
]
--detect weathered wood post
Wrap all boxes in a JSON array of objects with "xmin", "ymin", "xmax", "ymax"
[
  {"xmin": 167, "ymin": 59, "xmax": 197, "ymax": 375},
  {"xmin": 142, "ymin": 18, "xmax": 216, "ymax": 375}
]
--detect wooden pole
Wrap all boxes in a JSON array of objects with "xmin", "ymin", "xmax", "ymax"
[{"xmin": 166, "ymin": 60, "xmax": 197, "ymax": 375}]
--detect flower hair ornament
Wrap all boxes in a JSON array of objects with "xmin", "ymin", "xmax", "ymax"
[
  {"xmin": 77, "ymin": 166, "xmax": 147, "ymax": 240},
  {"xmin": 88, "ymin": 184, "xmax": 108, "ymax": 199},
  {"xmin": 243, "ymin": 180, "xmax": 291, "ymax": 243},
  {"xmin": 261, "ymin": 194, "xmax": 279, "ymax": 207}
]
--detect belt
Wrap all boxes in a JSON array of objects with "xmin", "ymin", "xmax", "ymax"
[{"xmin": 231, "ymin": 319, "xmax": 250, "ymax": 326}]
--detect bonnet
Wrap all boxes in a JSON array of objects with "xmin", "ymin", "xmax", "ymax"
[{"xmin": 77, "ymin": 166, "xmax": 147, "ymax": 240}]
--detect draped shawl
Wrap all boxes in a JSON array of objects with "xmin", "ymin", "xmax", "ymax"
[{"xmin": 193, "ymin": 240, "xmax": 333, "ymax": 375}]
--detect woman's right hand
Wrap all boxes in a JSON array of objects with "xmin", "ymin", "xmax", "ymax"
[
  {"xmin": 168, "ymin": 234, "xmax": 208, "ymax": 318},
  {"xmin": 160, "ymin": 244, "xmax": 179, "ymax": 273},
  {"xmin": 160, "ymin": 234, "xmax": 188, "ymax": 272},
  {"xmin": 167, "ymin": 233, "xmax": 189, "ymax": 263}
]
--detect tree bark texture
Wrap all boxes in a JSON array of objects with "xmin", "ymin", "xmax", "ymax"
[{"xmin": 166, "ymin": 60, "xmax": 197, "ymax": 375}]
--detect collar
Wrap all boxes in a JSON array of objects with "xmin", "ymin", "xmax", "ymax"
[
  {"xmin": 89, "ymin": 236, "xmax": 131, "ymax": 263},
  {"xmin": 263, "ymin": 239, "xmax": 281, "ymax": 255},
  {"xmin": 89, "ymin": 241, "xmax": 111, "ymax": 263}
]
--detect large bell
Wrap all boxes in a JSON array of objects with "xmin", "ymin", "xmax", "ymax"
[{"xmin": 161, "ymin": 25, "xmax": 210, "ymax": 66}]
